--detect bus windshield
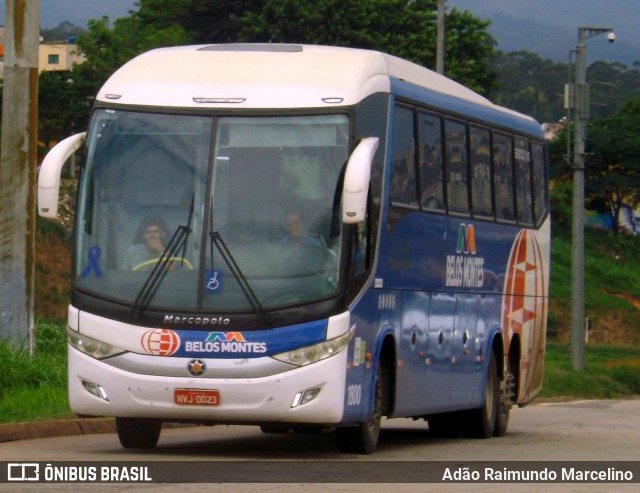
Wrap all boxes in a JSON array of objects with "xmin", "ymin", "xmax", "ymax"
[{"xmin": 75, "ymin": 109, "xmax": 349, "ymax": 313}]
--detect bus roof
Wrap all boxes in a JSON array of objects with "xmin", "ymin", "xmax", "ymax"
[{"xmin": 97, "ymin": 43, "xmax": 533, "ymax": 122}]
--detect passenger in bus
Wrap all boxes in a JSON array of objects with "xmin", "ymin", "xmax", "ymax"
[
  {"xmin": 421, "ymin": 178, "xmax": 443, "ymax": 210},
  {"xmin": 391, "ymin": 165, "xmax": 417, "ymax": 206},
  {"xmin": 280, "ymin": 213, "xmax": 323, "ymax": 248},
  {"xmin": 121, "ymin": 216, "xmax": 170, "ymax": 270}
]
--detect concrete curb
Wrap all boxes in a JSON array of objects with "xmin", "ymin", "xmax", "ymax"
[{"xmin": 0, "ymin": 418, "xmax": 116, "ymax": 443}]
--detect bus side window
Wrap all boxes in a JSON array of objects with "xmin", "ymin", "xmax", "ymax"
[
  {"xmin": 531, "ymin": 142, "xmax": 549, "ymax": 225},
  {"xmin": 353, "ymin": 220, "xmax": 368, "ymax": 276},
  {"xmin": 470, "ymin": 126, "xmax": 492, "ymax": 218},
  {"xmin": 493, "ymin": 133, "xmax": 515, "ymax": 222},
  {"xmin": 514, "ymin": 137, "xmax": 533, "ymax": 226},
  {"xmin": 418, "ymin": 112, "xmax": 444, "ymax": 212},
  {"xmin": 390, "ymin": 105, "xmax": 418, "ymax": 208},
  {"xmin": 445, "ymin": 120, "xmax": 469, "ymax": 215}
]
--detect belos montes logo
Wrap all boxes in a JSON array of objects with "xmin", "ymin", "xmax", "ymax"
[
  {"xmin": 141, "ymin": 328, "xmax": 181, "ymax": 356},
  {"xmin": 446, "ymin": 223, "xmax": 485, "ymax": 288}
]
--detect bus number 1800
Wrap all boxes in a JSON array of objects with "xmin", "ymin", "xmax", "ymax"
[{"xmin": 347, "ymin": 384, "xmax": 362, "ymax": 406}]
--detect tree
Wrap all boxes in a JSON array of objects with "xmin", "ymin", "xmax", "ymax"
[
  {"xmin": 587, "ymin": 61, "xmax": 640, "ymax": 120},
  {"xmin": 587, "ymin": 96, "xmax": 640, "ymax": 235},
  {"xmin": 71, "ymin": 0, "xmax": 497, "ymax": 96},
  {"xmin": 547, "ymin": 123, "xmax": 572, "ymax": 180},
  {"xmin": 443, "ymin": 8, "xmax": 497, "ymax": 95},
  {"xmin": 133, "ymin": 0, "xmax": 263, "ymax": 42},
  {"xmin": 491, "ymin": 53, "xmax": 640, "ymax": 124},
  {"xmin": 74, "ymin": 15, "xmax": 191, "ymax": 86},
  {"xmin": 38, "ymin": 71, "xmax": 95, "ymax": 152},
  {"xmin": 234, "ymin": 1, "xmax": 497, "ymax": 94},
  {"xmin": 491, "ymin": 50, "xmax": 567, "ymax": 122}
]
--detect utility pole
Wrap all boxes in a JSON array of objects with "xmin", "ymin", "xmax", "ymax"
[
  {"xmin": 0, "ymin": 0, "xmax": 40, "ymax": 352},
  {"xmin": 568, "ymin": 26, "xmax": 614, "ymax": 371},
  {"xmin": 436, "ymin": 0, "xmax": 445, "ymax": 74}
]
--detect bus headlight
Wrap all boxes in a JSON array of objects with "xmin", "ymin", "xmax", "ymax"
[
  {"xmin": 272, "ymin": 328, "xmax": 353, "ymax": 367},
  {"xmin": 68, "ymin": 328, "xmax": 126, "ymax": 360}
]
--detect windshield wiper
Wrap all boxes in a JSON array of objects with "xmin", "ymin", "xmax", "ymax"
[
  {"xmin": 131, "ymin": 196, "xmax": 194, "ymax": 318},
  {"xmin": 208, "ymin": 200, "xmax": 269, "ymax": 325}
]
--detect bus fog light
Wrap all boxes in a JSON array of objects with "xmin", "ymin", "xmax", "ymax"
[
  {"xmin": 291, "ymin": 392, "xmax": 303, "ymax": 408},
  {"xmin": 81, "ymin": 379, "xmax": 110, "ymax": 402},
  {"xmin": 291, "ymin": 388, "xmax": 321, "ymax": 408},
  {"xmin": 300, "ymin": 388, "xmax": 321, "ymax": 406}
]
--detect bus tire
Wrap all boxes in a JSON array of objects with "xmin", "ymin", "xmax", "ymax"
[
  {"xmin": 464, "ymin": 352, "xmax": 498, "ymax": 438},
  {"xmin": 494, "ymin": 363, "xmax": 512, "ymax": 437},
  {"xmin": 115, "ymin": 417, "xmax": 162, "ymax": 449},
  {"xmin": 336, "ymin": 364, "xmax": 384, "ymax": 454}
]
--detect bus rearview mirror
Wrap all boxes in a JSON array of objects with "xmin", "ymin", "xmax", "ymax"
[
  {"xmin": 342, "ymin": 137, "xmax": 379, "ymax": 224},
  {"xmin": 38, "ymin": 132, "xmax": 86, "ymax": 218}
]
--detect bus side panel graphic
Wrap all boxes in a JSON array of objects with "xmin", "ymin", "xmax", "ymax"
[{"xmin": 501, "ymin": 229, "xmax": 547, "ymax": 404}]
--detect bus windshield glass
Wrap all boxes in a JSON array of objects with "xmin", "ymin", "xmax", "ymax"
[{"xmin": 75, "ymin": 109, "xmax": 349, "ymax": 312}]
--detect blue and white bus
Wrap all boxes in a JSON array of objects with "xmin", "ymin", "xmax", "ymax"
[{"xmin": 38, "ymin": 44, "xmax": 549, "ymax": 454}]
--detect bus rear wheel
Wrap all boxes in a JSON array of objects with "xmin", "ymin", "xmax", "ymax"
[
  {"xmin": 336, "ymin": 364, "xmax": 384, "ymax": 454},
  {"xmin": 494, "ymin": 362, "xmax": 513, "ymax": 437},
  {"xmin": 115, "ymin": 417, "xmax": 162, "ymax": 449}
]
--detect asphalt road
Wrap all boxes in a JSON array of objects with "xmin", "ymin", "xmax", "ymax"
[{"xmin": 0, "ymin": 398, "xmax": 639, "ymax": 492}]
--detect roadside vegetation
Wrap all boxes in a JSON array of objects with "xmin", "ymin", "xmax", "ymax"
[
  {"xmin": 0, "ymin": 321, "xmax": 72, "ymax": 423},
  {"xmin": 548, "ymin": 225, "xmax": 640, "ymax": 345},
  {"xmin": 542, "ymin": 343, "xmax": 640, "ymax": 400}
]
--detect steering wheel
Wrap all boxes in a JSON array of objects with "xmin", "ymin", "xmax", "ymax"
[{"xmin": 132, "ymin": 257, "xmax": 194, "ymax": 271}]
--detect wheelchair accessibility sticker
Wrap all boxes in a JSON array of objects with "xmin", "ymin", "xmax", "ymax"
[{"xmin": 205, "ymin": 269, "xmax": 222, "ymax": 293}]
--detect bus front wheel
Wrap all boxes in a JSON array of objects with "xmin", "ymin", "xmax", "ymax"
[
  {"xmin": 115, "ymin": 417, "xmax": 162, "ymax": 449},
  {"xmin": 336, "ymin": 364, "xmax": 384, "ymax": 454}
]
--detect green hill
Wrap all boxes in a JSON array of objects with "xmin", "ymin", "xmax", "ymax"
[{"xmin": 549, "ymin": 226, "xmax": 640, "ymax": 345}]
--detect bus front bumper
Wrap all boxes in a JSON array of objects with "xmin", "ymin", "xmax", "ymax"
[{"xmin": 68, "ymin": 346, "xmax": 347, "ymax": 424}]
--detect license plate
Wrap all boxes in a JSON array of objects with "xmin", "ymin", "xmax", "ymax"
[{"xmin": 174, "ymin": 389, "xmax": 220, "ymax": 406}]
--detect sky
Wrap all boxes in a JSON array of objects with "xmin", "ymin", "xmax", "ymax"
[
  {"xmin": 449, "ymin": 0, "xmax": 636, "ymax": 37},
  {"xmin": 0, "ymin": 0, "xmax": 135, "ymax": 28},
  {"xmin": 448, "ymin": 0, "xmax": 639, "ymax": 65}
]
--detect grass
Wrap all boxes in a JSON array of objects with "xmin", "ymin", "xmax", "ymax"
[
  {"xmin": 541, "ymin": 342, "xmax": 640, "ymax": 399},
  {"xmin": 547, "ymin": 226, "xmax": 640, "ymax": 342},
  {"xmin": 0, "ymin": 321, "xmax": 74, "ymax": 423}
]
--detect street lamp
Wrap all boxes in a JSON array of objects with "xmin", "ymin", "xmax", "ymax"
[{"xmin": 566, "ymin": 26, "xmax": 614, "ymax": 371}]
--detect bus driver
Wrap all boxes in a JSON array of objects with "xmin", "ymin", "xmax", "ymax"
[{"xmin": 122, "ymin": 216, "xmax": 170, "ymax": 270}]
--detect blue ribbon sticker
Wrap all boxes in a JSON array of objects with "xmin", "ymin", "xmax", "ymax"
[{"xmin": 81, "ymin": 246, "xmax": 103, "ymax": 279}]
